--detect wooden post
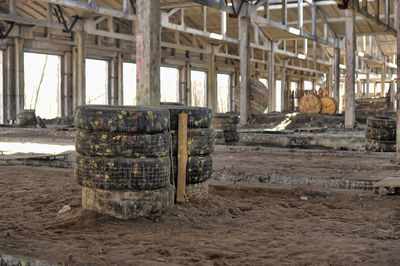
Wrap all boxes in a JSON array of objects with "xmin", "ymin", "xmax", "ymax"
[
  {"xmin": 14, "ymin": 37, "xmax": 24, "ymax": 115},
  {"xmin": 396, "ymin": 0, "xmax": 400, "ymax": 163},
  {"xmin": 176, "ymin": 113, "xmax": 188, "ymax": 203},
  {"xmin": 136, "ymin": 0, "xmax": 161, "ymax": 105},
  {"xmin": 207, "ymin": 49, "xmax": 217, "ymax": 112},
  {"xmin": 239, "ymin": 4, "xmax": 250, "ymax": 125},
  {"xmin": 345, "ymin": 8, "xmax": 356, "ymax": 129}
]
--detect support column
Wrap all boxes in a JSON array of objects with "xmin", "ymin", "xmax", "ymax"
[
  {"xmin": 268, "ymin": 43, "xmax": 275, "ymax": 113},
  {"xmin": 6, "ymin": 44, "xmax": 15, "ymax": 121},
  {"xmin": 281, "ymin": 67, "xmax": 287, "ymax": 112},
  {"xmin": 366, "ymin": 68, "xmax": 370, "ymax": 98},
  {"xmin": 207, "ymin": 49, "xmax": 217, "ymax": 112},
  {"xmin": 61, "ymin": 52, "xmax": 73, "ymax": 117},
  {"xmin": 1, "ymin": 51, "xmax": 7, "ymax": 124},
  {"xmin": 186, "ymin": 62, "xmax": 191, "ymax": 106},
  {"xmin": 179, "ymin": 65, "xmax": 187, "ymax": 105},
  {"xmin": 390, "ymin": 70, "xmax": 396, "ymax": 111},
  {"xmin": 14, "ymin": 37, "xmax": 24, "ymax": 115},
  {"xmin": 117, "ymin": 53, "xmax": 123, "ymax": 105},
  {"xmin": 239, "ymin": 7, "xmax": 250, "ymax": 125},
  {"xmin": 75, "ymin": 31, "xmax": 86, "ymax": 106},
  {"xmin": 381, "ymin": 63, "xmax": 386, "ymax": 97},
  {"xmin": 232, "ymin": 69, "xmax": 239, "ymax": 112},
  {"xmin": 136, "ymin": 0, "xmax": 161, "ymax": 105},
  {"xmin": 396, "ymin": 0, "xmax": 400, "ymax": 162},
  {"xmin": 108, "ymin": 57, "xmax": 118, "ymax": 105},
  {"xmin": 344, "ymin": 8, "xmax": 356, "ymax": 129},
  {"xmin": 327, "ymin": 66, "xmax": 333, "ymax": 98},
  {"xmin": 356, "ymin": 77, "xmax": 362, "ymax": 99},
  {"xmin": 333, "ymin": 43, "xmax": 340, "ymax": 105}
]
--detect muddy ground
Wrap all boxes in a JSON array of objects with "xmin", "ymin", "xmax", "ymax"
[{"xmin": 0, "ymin": 162, "xmax": 400, "ymax": 265}]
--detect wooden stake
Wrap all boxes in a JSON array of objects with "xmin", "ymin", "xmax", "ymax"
[{"xmin": 176, "ymin": 113, "xmax": 188, "ymax": 203}]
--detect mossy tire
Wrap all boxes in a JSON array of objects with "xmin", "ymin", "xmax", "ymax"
[
  {"xmin": 75, "ymin": 155, "xmax": 171, "ymax": 190},
  {"xmin": 75, "ymin": 129, "xmax": 170, "ymax": 158},
  {"xmin": 163, "ymin": 106, "xmax": 212, "ymax": 129},
  {"xmin": 172, "ymin": 155, "xmax": 213, "ymax": 184},
  {"xmin": 365, "ymin": 127, "xmax": 396, "ymax": 141},
  {"xmin": 365, "ymin": 138, "xmax": 396, "ymax": 152},
  {"xmin": 171, "ymin": 128, "xmax": 214, "ymax": 156},
  {"xmin": 224, "ymin": 131, "xmax": 240, "ymax": 142},
  {"xmin": 366, "ymin": 116, "xmax": 396, "ymax": 129},
  {"xmin": 74, "ymin": 105, "xmax": 170, "ymax": 133},
  {"xmin": 82, "ymin": 185, "xmax": 174, "ymax": 220}
]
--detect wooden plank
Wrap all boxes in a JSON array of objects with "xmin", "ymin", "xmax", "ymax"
[{"xmin": 176, "ymin": 113, "xmax": 188, "ymax": 203}]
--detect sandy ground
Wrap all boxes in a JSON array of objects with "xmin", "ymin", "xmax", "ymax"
[
  {"xmin": 213, "ymin": 149, "xmax": 400, "ymax": 182},
  {"xmin": 0, "ymin": 165, "xmax": 400, "ymax": 265}
]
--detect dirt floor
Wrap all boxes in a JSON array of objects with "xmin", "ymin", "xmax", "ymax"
[
  {"xmin": 1, "ymin": 165, "xmax": 400, "ymax": 265},
  {"xmin": 213, "ymin": 149, "xmax": 400, "ymax": 185}
]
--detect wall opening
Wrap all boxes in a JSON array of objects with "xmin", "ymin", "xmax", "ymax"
[
  {"xmin": 161, "ymin": 67, "xmax": 179, "ymax": 103},
  {"xmin": 123, "ymin": 62, "xmax": 136, "ymax": 105},
  {"xmin": 24, "ymin": 52, "xmax": 61, "ymax": 119},
  {"xmin": 217, "ymin": 74, "xmax": 230, "ymax": 113},
  {"xmin": 191, "ymin": 70, "xmax": 206, "ymax": 107},
  {"xmin": 86, "ymin": 59, "xmax": 108, "ymax": 105}
]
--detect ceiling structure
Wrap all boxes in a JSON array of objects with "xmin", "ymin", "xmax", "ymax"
[{"xmin": 0, "ymin": 0, "xmax": 396, "ymax": 80}]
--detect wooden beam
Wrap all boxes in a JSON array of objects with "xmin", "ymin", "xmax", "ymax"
[
  {"xmin": 136, "ymin": 0, "xmax": 161, "ymax": 105},
  {"xmin": 345, "ymin": 9, "xmax": 356, "ymax": 129},
  {"xmin": 239, "ymin": 6, "xmax": 250, "ymax": 125}
]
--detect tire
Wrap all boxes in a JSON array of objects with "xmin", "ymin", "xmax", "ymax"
[
  {"xmin": 75, "ymin": 129, "xmax": 170, "ymax": 158},
  {"xmin": 213, "ymin": 128, "xmax": 224, "ymax": 138},
  {"xmin": 74, "ymin": 105, "xmax": 169, "ymax": 133},
  {"xmin": 365, "ymin": 127, "xmax": 395, "ymax": 141},
  {"xmin": 82, "ymin": 185, "xmax": 174, "ymax": 220},
  {"xmin": 17, "ymin": 110, "xmax": 36, "ymax": 125},
  {"xmin": 164, "ymin": 106, "xmax": 212, "ymax": 129},
  {"xmin": 75, "ymin": 155, "xmax": 171, "ymax": 190},
  {"xmin": 212, "ymin": 122, "xmax": 238, "ymax": 132},
  {"xmin": 213, "ymin": 113, "xmax": 240, "ymax": 124},
  {"xmin": 160, "ymin": 102, "xmax": 183, "ymax": 106},
  {"xmin": 365, "ymin": 138, "xmax": 396, "ymax": 152},
  {"xmin": 170, "ymin": 128, "xmax": 214, "ymax": 156},
  {"xmin": 367, "ymin": 116, "xmax": 396, "ymax": 129},
  {"xmin": 172, "ymin": 155, "xmax": 213, "ymax": 184},
  {"xmin": 224, "ymin": 131, "xmax": 239, "ymax": 142}
]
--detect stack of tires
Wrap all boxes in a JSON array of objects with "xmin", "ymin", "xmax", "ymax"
[
  {"xmin": 365, "ymin": 116, "xmax": 396, "ymax": 152},
  {"xmin": 74, "ymin": 105, "xmax": 174, "ymax": 220},
  {"xmin": 166, "ymin": 106, "xmax": 214, "ymax": 200},
  {"xmin": 213, "ymin": 129, "xmax": 225, "ymax": 145},
  {"xmin": 17, "ymin": 110, "xmax": 37, "ymax": 127},
  {"xmin": 212, "ymin": 113, "xmax": 240, "ymax": 144}
]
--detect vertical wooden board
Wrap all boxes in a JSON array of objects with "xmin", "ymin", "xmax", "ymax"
[{"xmin": 176, "ymin": 113, "xmax": 188, "ymax": 203}]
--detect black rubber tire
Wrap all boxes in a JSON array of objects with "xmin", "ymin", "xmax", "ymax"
[
  {"xmin": 170, "ymin": 128, "xmax": 214, "ymax": 156},
  {"xmin": 75, "ymin": 129, "xmax": 170, "ymax": 158},
  {"xmin": 365, "ymin": 127, "xmax": 396, "ymax": 141},
  {"xmin": 213, "ymin": 128, "xmax": 224, "ymax": 138},
  {"xmin": 82, "ymin": 185, "xmax": 174, "ymax": 220},
  {"xmin": 365, "ymin": 138, "xmax": 396, "ymax": 152},
  {"xmin": 163, "ymin": 106, "xmax": 212, "ymax": 129},
  {"xmin": 17, "ymin": 110, "xmax": 36, "ymax": 125},
  {"xmin": 74, "ymin": 105, "xmax": 169, "ymax": 133},
  {"xmin": 160, "ymin": 102, "xmax": 183, "ymax": 106},
  {"xmin": 212, "ymin": 122, "xmax": 238, "ymax": 132},
  {"xmin": 213, "ymin": 113, "xmax": 240, "ymax": 124},
  {"xmin": 172, "ymin": 155, "xmax": 213, "ymax": 184},
  {"xmin": 75, "ymin": 155, "xmax": 171, "ymax": 190},
  {"xmin": 224, "ymin": 131, "xmax": 240, "ymax": 142},
  {"xmin": 366, "ymin": 116, "xmax": 396, "ymax": 129}
]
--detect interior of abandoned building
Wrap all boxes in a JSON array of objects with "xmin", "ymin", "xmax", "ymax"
[{"xmin": 0, "ymin": 0, "xmax": 400, "ymax": 265}]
